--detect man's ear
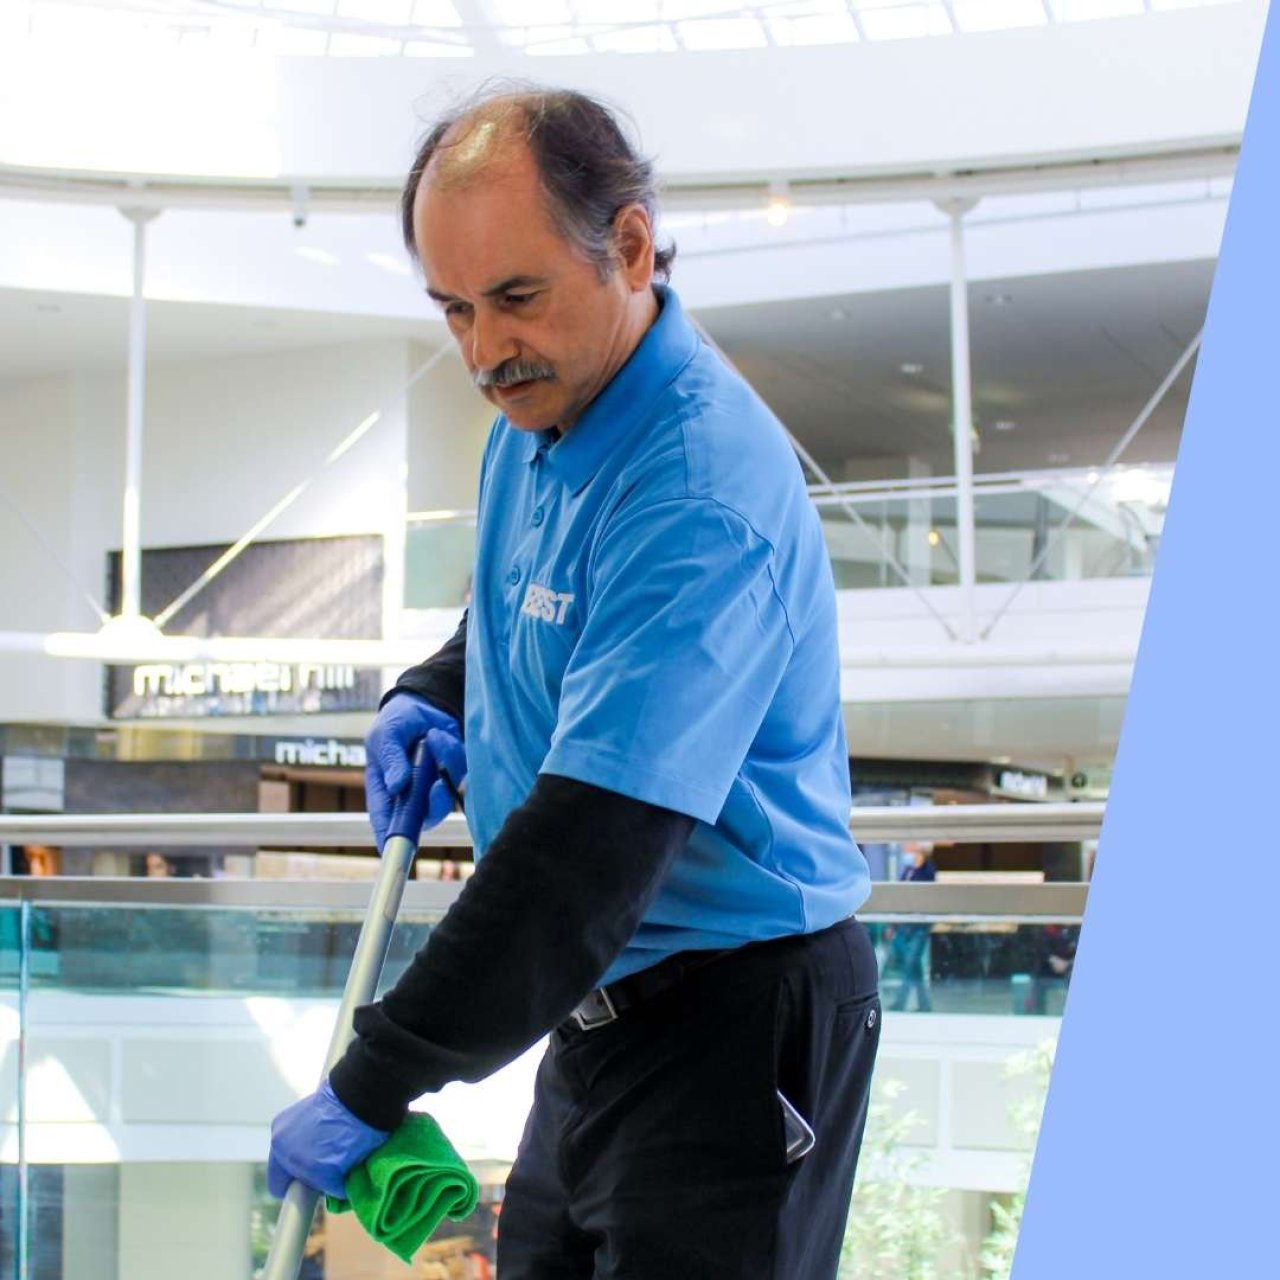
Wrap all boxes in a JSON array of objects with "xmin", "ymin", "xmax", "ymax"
[{"xmin": 612, "ymin": 203, "xmax": 656, "ymax": 290}]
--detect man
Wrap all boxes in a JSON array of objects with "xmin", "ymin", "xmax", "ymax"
[
  {"xmin": 888, "ymin": 841, "xmax": 936, "ymax": 1013},
  {"xmin": 269, "ymin": 86, "xmax": 880, "ymax": 1279}
]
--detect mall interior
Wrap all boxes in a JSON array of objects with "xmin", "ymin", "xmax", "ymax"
[{"xmin": 0, "ymin": 1, "xmax": 1267, "ymax": 1277}]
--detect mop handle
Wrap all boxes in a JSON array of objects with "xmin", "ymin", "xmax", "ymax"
[{"xmin": 260, "ymin": 743, "xmax": 435, "ymax": 1280}]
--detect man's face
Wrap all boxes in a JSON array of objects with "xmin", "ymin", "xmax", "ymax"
[{"xmin": 414, "ymin": 140, "xmax": 635, "ymax": 433}]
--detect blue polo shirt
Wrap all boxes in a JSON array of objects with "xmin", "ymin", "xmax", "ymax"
[{"xmin": 463, "ymin": 285, "xmax": 869, "ymax": 984}]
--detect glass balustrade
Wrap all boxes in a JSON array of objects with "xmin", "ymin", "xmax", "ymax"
[
  {"xmin": 407, "ymin": 465, "xmax": 1170, "ymax": 606},
  {"xmin": 0, "ymin": 878, "xmax": 1078, "ymax": 1280},
  {"xmin": 405, "ymin": 518, "xmax": 477, "ymax": 610},
  {"xmin": 816, "ymin": 465, "xmax": 1170, "ymax": 589},
  {"xmin": 1, "ymin": 905, "xmax": 19, "ymax": 1279}
]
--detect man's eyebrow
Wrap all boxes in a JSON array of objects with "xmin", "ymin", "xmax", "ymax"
[{"xmin": 425, "ymin": 275, "xmax": 549, "ymax": 304}]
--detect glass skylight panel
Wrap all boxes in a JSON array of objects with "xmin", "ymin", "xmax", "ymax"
[
  {"xmin": 9, "ymin": 0, "xmax": 1253, "ymax": 62},
  {"xmin": 256, "ymin": 23, "xmax": 332, "ymax": 53},
  {"xmin": 521, "ymin": 24, "xmax": 592, "ymax": 54},
  {"xmin": 951, "ymin": 0, "xmax": 1046, "ymax": 31},
  {"xmin": 768, "ymin": 12, "xmax": 860, "ymax": 43},
  {"xmin": 29, "ymin": 2, "xmax": 156, "ymax": 48},
  {"xmin": 273, "ymin": 0, "xmax": 340, "ymax": 15},
  {"xmin": 327, "ymin": 30, "xmax": 401, "ymax": 52},
  {"xmin": 175, "ymin": 16, "xmax": 261, "ymax": 50},
  {"xmin": 661, "ymin": 0, "xmax": 746, "ymax": 17},
  {"xmin": 1052, "ymin": 0, "xmax": 1143, "ymax": 18},
  {"xmin": 403, "ymin": 37, "xmax": 475, "ymax": 53},
  {"xmin": 591, "ymin": 24, "xmax": 681, "ymax": 51},
  {"xmin": 336, "ymin": 0, "xmax": 413, "ymax": 23},
  {"xmin": 855, "ymin": 3, "xmax": 952, "ymax": 40},
  {"xmin": 492, "ymin": 0, "xmax": 573, "ymax": 24},
  {"xmin": 411, "ymin": 0, "xmax": 464, "ymax": 25},
  {"xmin": 1, "ymin": 2, "xmax": 32, "ymax": 39},
  {"xmin": 573, "ymin": 0, "xmax": 662, "ymax": 21},
  {"xmin": 675, "ymin": 16, "xmax": 770, "ymax": 47}
]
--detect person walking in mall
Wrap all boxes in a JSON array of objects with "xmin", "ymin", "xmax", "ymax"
[
  {"xmin": 269, "ymin": 84, "xmax": 880, "ymax": 1279},
  {"xmin": 889, "ymin": 841, "xmax": 937, "ymax": 1013}
]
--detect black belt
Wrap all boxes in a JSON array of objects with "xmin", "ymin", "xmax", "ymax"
[{"xmin": 570, "ymin": 947, "xmax": 731, "ymax": 1031}]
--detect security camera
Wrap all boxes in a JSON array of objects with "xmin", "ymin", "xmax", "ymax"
[{"xmin": 291, "ymin": 184, "xmax": 308, "ymax": 230}]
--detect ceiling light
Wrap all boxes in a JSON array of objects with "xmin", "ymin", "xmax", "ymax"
[
  {"xmin": 984, "ymin": 292, "xmax": 1014, "ymax": 306},
  {"xmin": 829, "ymin": 308, "xmax": 849, "ymax": 322},
  {"xmin": 899, "ymin": 362, "xmax": 924, "ymax": 375},
  {"xmin": 295, "ymin": 246, "xmax": 341, "ymax": 267},
  {"xmin": 993, "ymin": 419, "xmax": 1017, "ymax": 431},
  {"xmin": 927, "ymin": 529, "xmax": 941, "ymax": 547},
  {"xmin": 766, "ymin": 180, "xmax": 791, "ymax": 229},
  {"xmin": 366, "ymin": 252, "xmax": 412, "ymax": 277}
]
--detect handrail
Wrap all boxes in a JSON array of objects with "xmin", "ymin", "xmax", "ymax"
[
  {"xmin": 0, "ymin": 802, "xmax": 1104, "ymax": 848},
  {"xmin": 0, "ymin": 876, "xmax": 1087, "ymax": 921}
]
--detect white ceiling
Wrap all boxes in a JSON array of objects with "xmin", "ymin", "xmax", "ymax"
[
  {"xmin": 0, "ymin": 290, "xmax": 440, "ymax": 379},
  {"xmin": 0, "ymin": 255, "xmax": 1210, "ymax": 478},
  {"xmin": 700, "ymin": 258, "xmax": 1211, "ymax": 476}
]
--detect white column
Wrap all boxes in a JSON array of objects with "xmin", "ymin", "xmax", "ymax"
[
  {"xmin": 903, "ymin": 455, "xmax": 933, "ymax": 588},
  {"xmin": 118, "ymin": 208, "xmax": 160, "ymax": 621},
  {"xmin": 117, "ymin": 1163, "xmax": 253, "ymax": 1280},
  {"xmin": 941, "ymin": 200, "xmax": 979, "ymax": 641}
]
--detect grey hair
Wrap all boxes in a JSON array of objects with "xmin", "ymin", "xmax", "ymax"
[{"xmin": 400, "ymin": 81, "xmax": 676, "ymax": 283}]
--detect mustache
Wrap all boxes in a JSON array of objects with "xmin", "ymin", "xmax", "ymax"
[{"xmin": 474, "ymin": 358, "xmax": 556, "ymax": 390}]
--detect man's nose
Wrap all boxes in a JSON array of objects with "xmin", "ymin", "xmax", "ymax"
[{"xmin": 468, "ymin": 308, "xmax": 518, "ymax": 376}]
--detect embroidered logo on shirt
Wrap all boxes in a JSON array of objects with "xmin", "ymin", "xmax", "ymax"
[{"xmin": 520, "ymin": 583, "xmax": 575, "ymax": 625}]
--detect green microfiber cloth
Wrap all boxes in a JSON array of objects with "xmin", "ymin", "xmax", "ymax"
[{"xmin": 326, "ymin": 1113, "xmax": 480, "ymax": 1263}]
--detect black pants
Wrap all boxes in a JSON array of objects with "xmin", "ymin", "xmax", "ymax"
[{"xmin": 497, "ymin": 917, "xmax": 881, "ymax": 1279}]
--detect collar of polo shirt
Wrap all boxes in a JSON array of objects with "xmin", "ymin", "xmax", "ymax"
[{"xmin": 521, "ymin": 284, "xmax": 700, "ymax": 494}]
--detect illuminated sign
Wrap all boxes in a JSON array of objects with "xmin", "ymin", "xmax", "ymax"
[
  {"xmin": 133, "ymin": 662, "xmax": 356, "ymax": 699},
  {"xmin": 105, "ymin": 536, "xmax": 387, "ymax": 719},
  {"xmin": 995, "ymin": 769, "xmax": 1050, "ymax": 801},
  {"xmin": 274, "ymin": 738, "xmax": 367, "ymax": 768}
]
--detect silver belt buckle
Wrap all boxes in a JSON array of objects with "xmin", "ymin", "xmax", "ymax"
[{"xmin": 571, "ymin": 986, "xmax": 618, "ymax": 1031}]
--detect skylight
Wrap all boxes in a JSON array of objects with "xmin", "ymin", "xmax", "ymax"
[{"xmin": 2, "ymin": 0, "xmax": 1251, "ymax": 58}]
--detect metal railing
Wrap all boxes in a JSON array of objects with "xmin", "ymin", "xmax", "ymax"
[
  {"xmin": 0, "ymin": 801, "xmax": 1103, "ymax": 848},
  {"xmin": 0, "ymin": 872, "xmax": 1087, "ymax": 923},
  {"xmin": 0, "ymin": 802, "xmax": 1101, "ymax": 922}
]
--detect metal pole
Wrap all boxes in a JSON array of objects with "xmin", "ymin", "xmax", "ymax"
[
  {"xmin": 261, "ymin": 744, "xmax": 433, "ymax": 1280},
  {"xmin": 16, "ymin": 899, "xmax": 31, "ymax": 1280},
  {"xmin": 944, "ymin": 200, "xmax": 979, "ymax": 641},
  {"xmin": 980, "ymin": 329, "xmax": 1202, "ymax": 639},
  {"xmin": 119, "ymin": 208, "xmax": 159, "ymax": 620},
  {"xmin": 690, "ymin": 316, "xmax": 959, "ymax": 641}
]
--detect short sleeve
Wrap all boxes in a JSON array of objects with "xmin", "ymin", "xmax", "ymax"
[{"xmin": 540, "ymin": 497, "xmax": 794, "ymax": 825}]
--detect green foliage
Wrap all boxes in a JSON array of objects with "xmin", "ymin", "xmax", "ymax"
[
  {"xmin": 840, "ymin": 1079, "xmax": 962, "ymax": 1280},
  {"xmin": 977, "ymin": 1038, "xmax": 1056, "ymax": 1280},
  {"xmin": 842, "ymin": 1038, "xmax": 1057, "ymax": 1280}
]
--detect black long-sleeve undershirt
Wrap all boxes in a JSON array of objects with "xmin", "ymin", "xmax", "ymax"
[{"xmin": 330, "ymin": 773, "xmax": 696, "ymax": 1131}]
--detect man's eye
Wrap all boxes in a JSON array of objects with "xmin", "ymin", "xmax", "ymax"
[
  {"xmin": 505, "ymin": 293, "xmax": 535, "ymax": 306},
  {"xmin": 444, "ymin": 302, "xmax": 470, "ymax": 318}
]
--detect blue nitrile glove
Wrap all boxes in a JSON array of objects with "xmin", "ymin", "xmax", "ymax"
[
  {"xmin": 268, "ymin": 1079, "xmax": 389, "ymax": 1201},
  {"xmin": 365, "ymin": 692, "xmax": 467, "ymax": 850}
]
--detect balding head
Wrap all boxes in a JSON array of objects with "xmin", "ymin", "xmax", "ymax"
[
  {"xmin": 421, "ymin": 95, "xmax": 533, "ymax": 193},
  {"xmin": 400, "ymin": 84, "xmax": 675, "ymax": 284}
]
